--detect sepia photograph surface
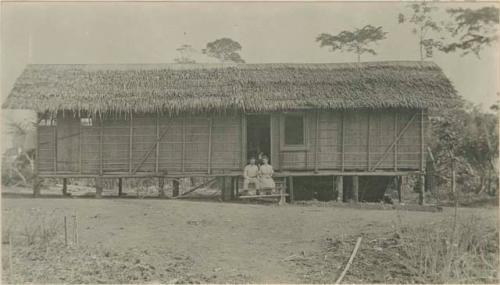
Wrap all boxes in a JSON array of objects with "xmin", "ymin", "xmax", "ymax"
[{"xmin": 1, "ymin": 1, "xmax": 499, "ymax": 284}]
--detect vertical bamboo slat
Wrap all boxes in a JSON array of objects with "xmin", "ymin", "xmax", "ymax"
[
  {"xmin": 34, "ymin": 114, "xmax": 40, "ymax": 196},
  {"xmin": 367, "ymin": 112, "xmax": 371, "ymax": 170},
  {"xmin": 314, "ymin": 111, "xmax": 319, "ymax": 173},
  {"xmin": 341, "ymin": 112, "xmax": 345, "ymax": 172},
  {"xmin": 155, "ymin": 113, "xmax": 159, "ymax": 173},
  {"xmin": 181, "ymin": 118, "xmax": 185, "ymax": 173},
  {"xmin": 129, "ymin": 113, "xmax": 133, "ymax": 173},
  {"xmin": 53, "ymin": 123, "xmax": 57, "ymax": 172},
  {"xmin": 79, "ymin": 118, "xmax": 82, "ymax": 174},
  {"xmin": 35, "ymin": 114, "xmax": 39, "ymax": 174},
  {"xmin": 208, "ymin": 117, "xmax": 213, "ymax": 174},
  {"xmin": 394, "ymin": 112, "xmax": 398, "ymax": 171},
  {"xmin": 240, "ymin": 115, "xmax": 247, "ymax": 168},
  {"xmin": 420, "ymin": 109, "xmax": 425, "ymax": 171},
  {"xmin": 99, "ymin": 119, "xmax": 103, "ymax": 176}
]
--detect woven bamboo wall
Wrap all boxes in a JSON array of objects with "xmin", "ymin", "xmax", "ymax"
[
  {"xmin": 211, "ymin": 115, "xmax": 242, "ymax": 171},
  {"xmin": 103, "ymin": 116, "xmax": 129, "ymax": 172},
  {"xmin": 278, "ymin": 109, "xmax": 425, "ymax": 171},
  {"xmin": 37, "ymin": 126, "xmax": 56, "ymax": 172},
  {"xmin": 38, "ymin": 109, "xmax": 424, "ymax": 176}
]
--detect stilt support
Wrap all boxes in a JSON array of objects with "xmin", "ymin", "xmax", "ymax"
[
  {"xmin": 396, "ymin": 176, "xmax": 403, "ymax": 203},
  {"xmin": 33, "ymin": 176, "xmax": 41, "ymax": 197},
  {"xmin": 158, "ymin": 177, "xmax": 165, "ymax": 197},
  {"xmin": 62, "ymin": 178, "xmax": 68, "ymax": 196},
  {"xmin": 336, "ymin": 176, "xmax": 344, "ymax": 202},
  {"xmin": 288, "ymin": 176, "xmax": 294, "ymax": 202},
  {"xmin": 118, "ymin": 178, "xmax": 123, "ymax": 197},
  {"xmin": 95, "ymin": 177, "xmax": 103, "ymax": 198},
  {"xmin": 418, "ymin": 175, "xmax": 425, "ymax": 205},
  {"xmin": 172, "ymin": 178, "xmax": 180, "ymax": 197},
  {"xmin": 234, "ymin": 176, "xmax": 240, "ymax": 198},
  {"xmin": 352, "ymin": 176, "xmax": 359, "ymax": 203},
  {"xmin": 220, "ymin": 176, "xmax": 232, "ymax": 201}
]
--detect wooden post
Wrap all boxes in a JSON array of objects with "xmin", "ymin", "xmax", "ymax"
[
  {"xmin": 367, "ymin": 112, "xmax": 371, "ymax": 170},
  {"xmin": 219, "ymin": 176, "xmax": 226, "ymax": 201},
  {"xmin": 288, "ymin": 176, "xmax": 294, "ymax": 202},
  {"xmin": 129, "ymin": 113, "xmax": 133, "ymax": 173},
  {"xmin": 234, "ymin": 176, "xmax": 240, "ymax": 197},
  {"xmin": 394, "ymin": 112, "xmax": 398, "ymax": 171},
  {"xmin": 230, "ymin": 177, "xmax": 236, "ymax": 200},
  {"xmin": 33, "ymin": 177, "xmax": 41, "ymax": 197},
  {"xmin": 341, "ymin": 112, "xmax": 345, "ymax": 172},
  {"xmin": 221, "ymin": 176, "xmax": 226, "ymax": 201},
  {"xmin": 314, "ymin": 111, "xmax": 320, "ymax": 173},
  {"xmin": 451, "ymin": 155, "xmax": 456, "ymax": 207},
  {"xmin": 181, "ymin": 119, "xmax": 186, "ymax": 173},
  {"xmin": 62, "ymin": 178, "xmax": 68, "ymax": 196},
  {"xmin": 33, "ymin": 117, "xmax": 41, "ymax": 196},
  {"xmin": 172, "ymin": 179, "xmax": 180, "ymax": 197},
  {"xmin": 155, "ymin": 113, "xmax": 160, "ymax": 173},
  {"xmin": 396, "ymin": 176, "xmax": 402, "ymax": 203},
  {"xmin": 352, "ymin": 176, "xmax": 359, "ymax": 203},
  {"xmin": 73, "ymin": 214, "xmax": 78, "ymax": 245},
  {"xmin": 218, "ymin": 176, "xmax": 233, "ymax": 201},
  {"xmin": 241, "ymin": 115, "xmax": 247, "ymax": 168},
  {"xmin": 53, "ymin": 124, "xmax": 57, "ymax": 172},
  {"xmin": 158, "ymin": 177, "xmax": 165, "ymax": 197},
  {"xmin": 99, "ymin": 119, "xmax": 104, "ymax": 176},
  {"xmin": 418, "ymin": 175, "xmax": 425, "ymax": 205},
  {"xmin": 118, "ymin": 178, "xmax": 123, "ymax": 197},
  {"xmin": 64, "ymin": 216, "xmax": 68, "ymax": 246},
  {"xmin": 95, "ymin": 176, "xmax": 103, "ymax": 198},
  {"xmin": 336, "ymin": 176, "xmax": 344, "ymax": 202},
  {"xmin": 79, "ymin": 118, "xmax": 82, "ymax": 174},
  {"xmin": 420, "ymin": 109, "xmax": 425, "ymax": 172},
  {"xmin": 208, "ymin": 118, "xmax": 213, "ymax": 174},
  {"xmin": 420, "ymin": 110, "xmax": 426, "ymax": 206}
]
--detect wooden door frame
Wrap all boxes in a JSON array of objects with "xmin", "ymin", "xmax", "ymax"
[{"xmin": 243, "ymin": 113, "xmax": 274, "ymax": 165}]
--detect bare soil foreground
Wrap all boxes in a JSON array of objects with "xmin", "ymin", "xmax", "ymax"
[{"xmin": 2, "ymin": 196, "xmax": 498, "ymax": 283}]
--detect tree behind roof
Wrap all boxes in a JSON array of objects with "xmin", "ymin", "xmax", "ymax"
[{"xmin": 316, "ymin": 25, "xmax": 387, "ymax": 63}]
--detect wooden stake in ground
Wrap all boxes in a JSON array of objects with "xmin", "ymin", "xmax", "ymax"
[
  {"xmin": 9, "ymin": 231, "xmax": 14, "ymax": 282},
  {"xmin": 64, "ymin": 216, "xmax": 68, "ymax": 246},
  {"xmin": 73, "ymin": 214, "xmax": 78, "ymax": 245},
  {"xmin": 335, "ymin": 237, "xmax": 362, "ymax": 284}
]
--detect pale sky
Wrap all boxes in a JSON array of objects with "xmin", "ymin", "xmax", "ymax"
[{"xmin": 1, "ymin": 1, "xmax": 499, "ymax": 114}]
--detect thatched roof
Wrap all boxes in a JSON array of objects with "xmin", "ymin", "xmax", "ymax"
[{"xmin": 3, "ymin": 61, "xmax": 457, "ymax": 114}]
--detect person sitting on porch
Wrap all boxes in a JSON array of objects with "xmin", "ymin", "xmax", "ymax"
[
  {"xmin": 258, "ymin": 155, "xmax": 275, "ymax": 195},
  {"xmin": 242, "ymin": 157, "xmax": 260, "ymax": 195},
  {"xmin": 257, "ymin": 151, "xmax": 265, "ymax": 166}
]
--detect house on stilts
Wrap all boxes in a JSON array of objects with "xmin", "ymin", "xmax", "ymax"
[{"xmin": 2, "ymin": 61, "xmax": 456, "ymax": 204}]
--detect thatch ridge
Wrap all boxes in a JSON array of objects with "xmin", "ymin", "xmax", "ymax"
[{"xmin": 3, "ymin": 61, "xmax": 457, "ymax": 114}]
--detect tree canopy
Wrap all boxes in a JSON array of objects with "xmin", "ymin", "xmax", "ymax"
[
  {"xmin": 202, "ymin": 38, "xmax": 245, "ymax": 63},
  {"xmin": 316, "ymin": 25, "xmax": 387, "ymax": 62},
  {"xmin": 398, "ymin": 2, "xmax": 442, "ymax": 60},
  {"xmin": 441, "ymin": 6, "xmax": 499, "ymax": 56}
]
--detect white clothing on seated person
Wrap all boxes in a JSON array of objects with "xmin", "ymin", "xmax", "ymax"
[
  {"xmin": 259, "ymin": 164, "xmax": 275, "ymax": 189},
  {"xmin": 243, "ymin": 164, "xmax": 260, "ymax": 190}
]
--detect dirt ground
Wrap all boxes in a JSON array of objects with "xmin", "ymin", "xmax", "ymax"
[{"xmin": 2, "ymin": 189, "xmax": 498, "ymax": 283}]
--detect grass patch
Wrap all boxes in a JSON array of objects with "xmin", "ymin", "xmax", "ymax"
[{"xmin": 290, "ymin": 213, "xmax": 498, "ymax": 283}]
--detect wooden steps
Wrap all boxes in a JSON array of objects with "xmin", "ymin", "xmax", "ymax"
[
  {"xmin": 238, "ymin": 194, "xmax": 289, "ymax": 199},
  {"xmin": 236, "ymin": 176, "xmax": 288, "ymax": 205}
]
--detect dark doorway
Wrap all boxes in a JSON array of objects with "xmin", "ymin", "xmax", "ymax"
[{"xmin": 246, "ymin": 115, "xmax": 271, "ymax": 163}]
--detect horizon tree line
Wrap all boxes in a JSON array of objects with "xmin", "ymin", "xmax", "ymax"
[{"xmin": 177, "ymin": 4, "xmax": 498, "ymax": 64}]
